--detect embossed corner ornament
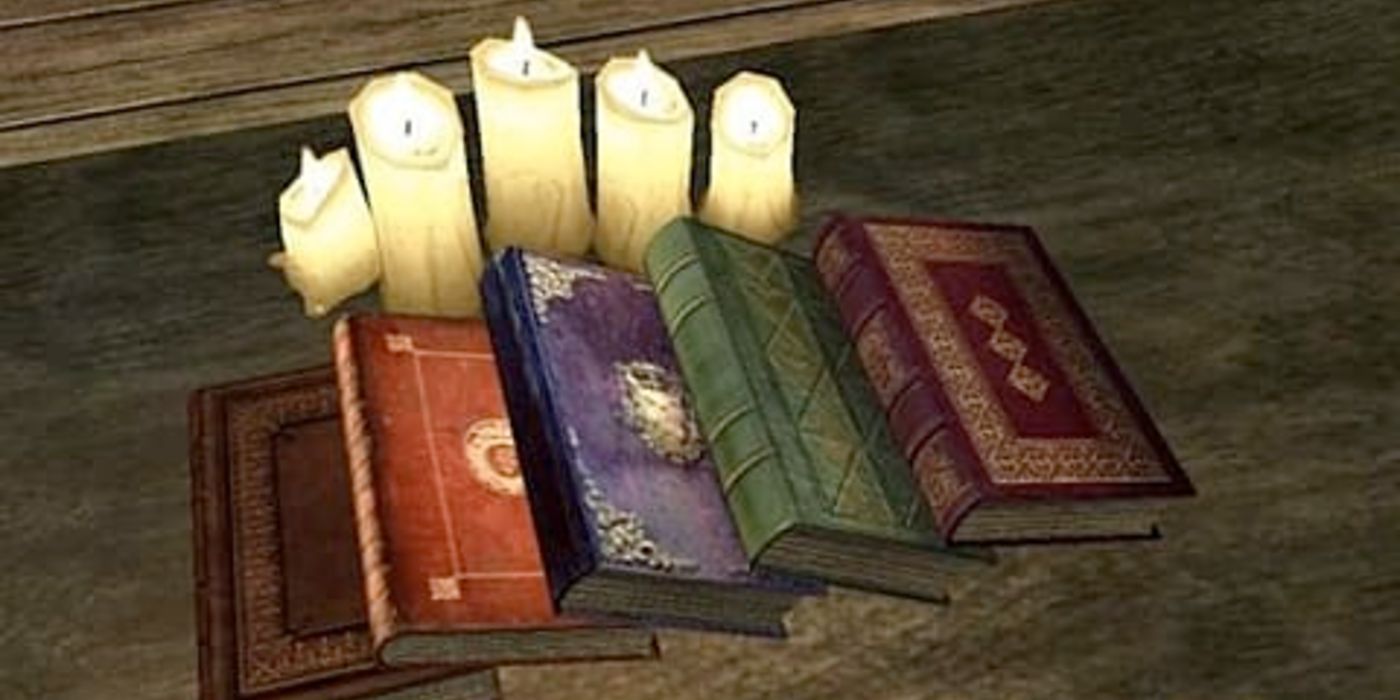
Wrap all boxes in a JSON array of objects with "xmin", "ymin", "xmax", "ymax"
[
  {"xmin": 580, "ymin": 471, "xmax": 697, "ymax": 573},
  {"xmin": 462, "ymin": 418, "xmax": 523, "ymax": 497},
  {"xmin": 525, "ymin": 254, "xmax": 606, "ymax": 320},
  {"xmin": 429, "ymin": 576, "xmax": 462, "ymax": 601},
  {"xmin": 968, "ymin": 294, "xmax": 1050, "ymax": 402},
  {"xmin": 385, "ymin": 333, "xmax": 415, "ymax": 353},
  {"xmin": 615, "ymin": 361, "xmax": 705, "ymax": 465}
]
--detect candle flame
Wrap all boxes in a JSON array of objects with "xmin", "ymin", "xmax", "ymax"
[
  {"xmin": 296, "ymin": 146, "xmax": 339, "ymax": 204},
  {"xmin": 633, "ymin": 49, "xmax": 659, "ymax": 110},
  {"xmin": 511, "ymin": 16, "xmax": 534, "ymax": 50},
  {"xmin": 635, "ymin": 49, "xmax": 655, "ymax": 74}
]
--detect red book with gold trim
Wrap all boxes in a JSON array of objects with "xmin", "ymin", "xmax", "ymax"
[
  {"xmin": 331, "ymin": 314, "xmax": 658, "ymax": 665},
  {"xmin": 814, "ymin": 214, "xmax": 1194, "ymax": 544}
]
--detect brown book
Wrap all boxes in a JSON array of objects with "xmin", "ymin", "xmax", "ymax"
[
  {"xmin": 332, "ymin": 314, "xmax": 659, "ymax": 666},
  {"xmin": 187, "ymin": 366, "xmax": 500, "ymax": 700},
  {"xmin": 814, "ymin": 214, "xmax": 1195, "ymax": 544}
]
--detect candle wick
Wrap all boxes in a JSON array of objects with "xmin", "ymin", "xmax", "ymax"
[
  {"xmin": 404, "ymin": 120, "xmax": 413, "ymax": 137},
  {"xmin": 750, "ymin": 119, "xmax": 758, "ymax": 135},
  {"xmin": 640, "ymin": 89, "xmax": 649, "ymax": 108},
  {"xmin": 523, "ymin": 58, "xmax": 531, "ymax": 77}
]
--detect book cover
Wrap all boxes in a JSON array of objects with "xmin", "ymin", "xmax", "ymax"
[
  {"xmin": 643, "ymin": 218, "xmax": 991, "ymax": 603},
  {"xmin": 187, "ymin": 366, "xmax": 500, "ymax": 700},
  {"xmin": 331, "ymin": 314, "xmax": 658, "ymax": 666},
  {"xmin": 814, "ymin": 214, "xmax": 1195, "ymax": 543},
  {"xmin": 483, "ymin": 249, "xmax": 818, "ymax": 636}
]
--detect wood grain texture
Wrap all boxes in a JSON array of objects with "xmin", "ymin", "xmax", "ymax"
[
  {"xmin": 0, "ymin": 0, "xmax": 194, "ymax": 29},
  {"xmin": 0, "ymin": 0, "xmax": 1398, "ymax": 698},
  {"xmin": 0, "ymin": 0, "xmax": 1056, "ymax": 167},
  {"xmin": 0, "ymin": 0, "xmax": 770, "ymax": 127}
]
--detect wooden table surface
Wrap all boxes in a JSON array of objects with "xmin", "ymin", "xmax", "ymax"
[{"xmin": 1, "ymin": 0, "xmax": 1397, "ymax": 698}]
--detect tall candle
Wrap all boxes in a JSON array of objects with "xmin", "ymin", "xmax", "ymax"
[
  {"xmin": 270, "ymin": 146, "xmax": 380, "ymax": 317},
  {"xmin": 470, "ymin": 17, "xmax": 592, "ymax": 256},
  {"xmin": 348, "ymin": 71, "xmax": 484, "ymax": 317},
  {"xmin": 595, "ymin": 50, "xmax": 694, "ymax": 272},
  {"xmin": 699, "ymin": 71, "xmax": 798, "ymax": 244}
]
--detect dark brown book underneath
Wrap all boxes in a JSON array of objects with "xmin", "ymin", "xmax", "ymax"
[{"xmin": 188, "ymin": 366, "xmax": 499, "ymax": 699}]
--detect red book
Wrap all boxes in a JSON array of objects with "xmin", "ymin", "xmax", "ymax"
[
  {"xmin": 332, "ymin": 314, "xmax": 658, "ymax": 665},
  {"xmin": 814, "ymin": 214, "xmax": 1195, "ymax": 544},
  {"xmin": 187, "ymin": 366, "xmax": 499, "ymax": 699}
]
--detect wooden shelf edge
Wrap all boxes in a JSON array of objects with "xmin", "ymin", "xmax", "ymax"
[{"xmin": 0, "ymin": 0, "xmax": 1060, "ymax": 169}]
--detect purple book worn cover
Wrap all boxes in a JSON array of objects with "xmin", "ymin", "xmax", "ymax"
[{"xmin": 510, "ymin": 250, "xmax": 771, "ymax": 587}]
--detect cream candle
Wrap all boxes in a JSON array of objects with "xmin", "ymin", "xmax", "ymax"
[
  {"xmin": 348, "ymin": 71, "xmax": 484, "ymax": 317},
  {"xmin": 470, "ymin": 17, "xmax": 592, "ymax": 256},
  {"xmin": 699, "ymin": 71, "xmax": 798, "ymax": 244},
  {"xmin": 269, "ymin": 147, "xmax": 380, "ymax": 317},
  {"xmin": 595, "ymin": 49, "xmax": 694, "ymax": 272}
]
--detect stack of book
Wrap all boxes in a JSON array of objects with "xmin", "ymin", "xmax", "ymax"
[{"xmin": 189, "ymin": 214, "xmax": 1194, "ymax": 699}]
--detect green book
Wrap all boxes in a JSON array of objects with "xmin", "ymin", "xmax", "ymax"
[{"xmin": 644, "ymin": 218, "xmax": 990, "ymax": 603}]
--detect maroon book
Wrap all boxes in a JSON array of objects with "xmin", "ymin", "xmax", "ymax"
[
  {"xmin": 814, "ymin": 214, "xmax": 1194, "ymax": 544},
  {"xmin": 187, "ymin": 366, "xmax": 499, "ymax": 699},
  {"xmin": 332, "ymin": 314, "xmax": 658, "ymax": 666}
]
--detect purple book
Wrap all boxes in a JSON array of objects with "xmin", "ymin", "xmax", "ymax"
[{"xmin": 483, "ymin": 248, "xmax": 820, "ymax": 637}]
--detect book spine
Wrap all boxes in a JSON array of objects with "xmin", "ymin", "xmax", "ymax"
[
  {"xmin": 481, "ymin": 255, "xmax": 597, "ymax": 604},
  {"xmin": 187, "ymin": 389, "xmax": 227, "ymax": 700},
  {"xmin": 331, "ymin": 316, "xmax": 399, "ymax": 653},
  {"xmin": 645, "ymin": 223, "xmax": 799, "ymax": 561},
  {"xmin": 813, "ymin": 218, "xmax": 983, "ymax": 533}
]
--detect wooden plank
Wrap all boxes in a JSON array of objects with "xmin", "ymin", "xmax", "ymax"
[
  {"xmin": 0, "ymin": 0, "xmax": 196, "ymax": 30},
  {"xmin": 0, "ymin": 0, "xmax": 810, "ymax": 130},
  {"xmin": 0, "ymin": 0, "xmax": 1056, "ymax": 167}
]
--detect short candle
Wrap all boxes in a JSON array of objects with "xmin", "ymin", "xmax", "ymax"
[
  {"xmin": 699, "ymin": 71, "xmax": 798, "ymax": 244},
  {"xmin": 271, "ymin": 146, "xmax": 380, "ymax": 317}
]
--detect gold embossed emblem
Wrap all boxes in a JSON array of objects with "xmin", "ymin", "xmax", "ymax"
[
  {"xmin": 461, "ymin": 418, "xmax": 523, "ymax": 496},
  {"xmin": 616, "ymin": 361, "xmax": 705, "ymax": 465},
  {"xmin": 967, "ymin": 294, "xmax": 1050, "ymax": 402}
]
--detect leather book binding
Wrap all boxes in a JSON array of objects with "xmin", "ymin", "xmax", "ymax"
[
  {"xmin": 331, "ymin": 314, "xmax": 658, "ymax": 666},
  {"xmin": 643, "ymin": 218, "xmax": 990, "ymax": 604},
  {"xmin": 187, "ymin": 366, "xmax": 500, "ymax": 699},
  {"xmin": 813, "ymin": 214, "xmax": 1195, "ymax": 543},
  {"xmin": 482, "ymin": 249, "xmax": 820, "ymax": 637}
]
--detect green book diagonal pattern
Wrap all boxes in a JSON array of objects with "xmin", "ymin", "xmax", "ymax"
[
  {"xmin": 717, "ymin": 233, "xmax": 933, "ymax": 532},
  {"xmin": 645, "ymin": 218, "xmax": 954, "ymax": 567}
]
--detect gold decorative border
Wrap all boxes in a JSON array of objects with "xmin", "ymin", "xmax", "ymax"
[
  {"xmin": 225, "ymin": 383, "xmax": 372, "ymax": 693},
  {"xmin": 866, "ymin": 224, "xmax": 1169, "ymax": 485},
  {"xmin": 855, "ymin": 309, "xmax": 913, "ymax": 407},
  {"xmin": 524, "ymin": 247, "xmax": 606, "ymax": 321},
  {"xmin": 814, "ymin": 230, "xmax": 853, "ymax": 291},
  {"xmin": 912, "ymin": 431, "xmax": 976, "ymax": 522}
]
